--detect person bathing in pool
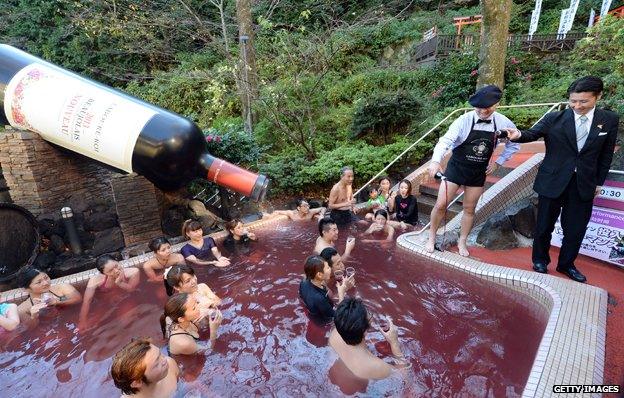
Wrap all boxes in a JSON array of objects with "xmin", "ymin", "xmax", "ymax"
[
  {"xmin": 361, "ymin": 209, "xmax": 395, "ymax": 243},
  {"xmin": 111, "ymin": 337, "xmax": 179, "ymax": 398},
  {"xmin": 180, "ymin": 219, "xmax": 230, "ymax": 268},
  {"xmin": 165, "ymin": 264, "xmax": 222, "ymax": 318},
  {"xmin": 143, "ymin": 237, "xmax": 185, "ymax": 284},
  {"xmin": 264, "ymin": 199, "xmax": 326, "ymax": 221},
  {"xmin": 16, "ymin": 267, "xmax": 82, "ymax": 325},
  {"xmin": 329, "ymin": 298, "xmax": 409, "ymax": 380},
  {"xmin": 314, "ymin": 217, "xmax": 355, "ymax": 263},
  {"xmin": 299, "ymin": 255, "xmax": 355, "ymax": 325},
  {"xmin": 160, "ymin": 293, "xmax": 223, "ymax": 355},
  {"xmin": 79, "ymin": 255, "xmax": 140, "ymax": 328}
]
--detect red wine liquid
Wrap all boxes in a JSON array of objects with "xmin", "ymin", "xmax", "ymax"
[{"xmin": 0, "ymin": 221, "xmax": 546, "ymax": 396}]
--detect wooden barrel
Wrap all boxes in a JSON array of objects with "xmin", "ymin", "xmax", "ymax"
[{"xmin": 0, "ymin": 203, "xmax": 40, "ymax": 284}]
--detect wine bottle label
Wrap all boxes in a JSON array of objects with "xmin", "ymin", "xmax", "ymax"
[{"xmin": 3, "ymin": 63, "xmax": 156, "ymax": 173}]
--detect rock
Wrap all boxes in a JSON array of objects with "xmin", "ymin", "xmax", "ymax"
[
  {"xmin": 161, "ymin": 205, "xmax": 187, "ymax": 237},
  {"xmin": 508, "ymin": 204, "xmax": 536, "ymax": 238},
  {"xmin": 33, "ymin": 251, "xmax": 56, "ymax": 270},
  {"xmin": 49, "ymin": 234, "xmax": 66, "ymax": 254},
  {"xmin": 91, "ymin": 227, "xmax": 124, "ymax": 256},
  {"xmin": 38, "ymin": 218, "xmax": 65, "ymax": 237},
  {"xmin": 476, "ymin": 213, "xmax": 518, "ymax": 250},
  {"xmin": 83, "ymin": 211, "xmax": 118, "ymax": 232},
  {"xmin": 188, "ymin": 199, "xmax": 220, "ymax": 229}
]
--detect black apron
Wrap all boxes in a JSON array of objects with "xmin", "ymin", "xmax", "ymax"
[{"xmin": 444, "ymin": 118, "xmax": 497, "ymax": 187}]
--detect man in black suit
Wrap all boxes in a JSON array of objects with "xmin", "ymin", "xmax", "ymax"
[{"xmin": 506, "ymin": 76, "xmax": 619, "ymax": 283}]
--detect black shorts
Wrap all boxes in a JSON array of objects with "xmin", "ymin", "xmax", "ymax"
[
  {"xmin": 330, "ymin": 209, "xmax": 359, "ymax": 226},
  {"xmin": 444, "ymin": 158, "xmax": 487, "ymax": 187}
]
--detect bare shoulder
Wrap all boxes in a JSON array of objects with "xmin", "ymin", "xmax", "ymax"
[
  {"xmin": 170, "ymin": 253, "xmax": 185, "ymax": 263},
  {"xmin": 126, "ymin": 267, "xmax": 140, "ymax": 277},
  {"xmin": 142, "ymin": 257, "xmax": 159, "ymax": 269}
]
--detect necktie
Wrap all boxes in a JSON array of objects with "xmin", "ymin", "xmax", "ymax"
[
  {"xmin": 476, "ymin": 119, "xmax": 491, "ymax": 124},
  {"xmin": 576, "ymin": 115, "xmax": 589, "ymax": 151}
]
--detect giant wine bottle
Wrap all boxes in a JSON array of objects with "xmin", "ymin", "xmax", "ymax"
[{"xmin": 0, "ymin": 45, "xmax": 268, "ymax": 201}]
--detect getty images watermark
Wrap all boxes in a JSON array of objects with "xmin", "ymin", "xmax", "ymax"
[{"xmin": 553, "ymin": 385, "xmax": 620, "ymax": 394}]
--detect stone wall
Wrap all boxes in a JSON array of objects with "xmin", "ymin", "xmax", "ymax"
[
  {"xmin": 0, "ymin": 126, "xmax": 164, "ymax": 254},
  {"xmin": 111, "ymin": 174, "xmax": 163, "ymax": 246}
]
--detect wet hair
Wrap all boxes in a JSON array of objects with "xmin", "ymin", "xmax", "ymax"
[
  {"xmin": 182, "ymin": 219, "xmax": 202, "ymax": 239},
  {"xmin": 111, "ymin": 337, "xmax": 153, "ymax": 395},
  {"xmin": 340, "ymin": 166, "xmax": 353, "ymax": 176},
  {"xmin": 374, "ymin": 209, "xmax": 389, "ymax": 219},
  {"xmin": 16, "ymin": 267, "xmax": 44, "ymax": 289},
  {"xmin": 318, "ymin": 217, "xmax": 337, "ymax": 237},
  {"xmin": 224, "ymin": 219, "xmax": 242, "ymax": 234},
  {"xmin": 399, "ymin": 179, "xmax": 412, "ymax": 196},
  {"xmin": 165, "ymin": 264, "xmax": 196, "ymax": 296},
  {"xmin": 334, "ymin": 297, "xmax": 370, "ymax": 345},
  {"xmin": 160, "ymin": 293, "xmax": 190, "ymax": 337},
  {"xmin": 319, "ymin": 247, "xmax": 339, "ymax": 267},
  {"xmin": 96, "ymin": 254, "xmax": 116, "ymax": 273},
  {"xmin": 304, "ymin": 255, "xmax": 327, "ymax": 280},
  {"xmin": 568, "ymin": 76, "xmax": 603, "ymax": 97},
  {"xmin": 148, "ymin": 237, "xmax": 170, "ymax": 253},
  {"xmin": 296, "ymin": 198, "xmax": 309, "ymax": 207}
]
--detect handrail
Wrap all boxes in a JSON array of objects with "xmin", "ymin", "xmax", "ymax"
[
  {"xmin": 354, "ymin": 102, "xmax": 564, "ymax": 198},
  {"xmin": 610, "ymin": 170, "xmax": 624, "ymax": 175},
  {"xmin": 412, "ymin": 101, "xmax": 565, "ymax": 234}
]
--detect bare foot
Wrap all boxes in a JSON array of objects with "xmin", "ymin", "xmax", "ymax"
[
  {"xmin": 425, "ymin": 239, "xmax": 435, "ymax": 253},
  {"xmin": 457, "ymin": 240, "xmax": 470, "ymax": 257}
]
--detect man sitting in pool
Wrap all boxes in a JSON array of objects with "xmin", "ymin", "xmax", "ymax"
[
  {"xmin": 314, "ymin": 217, "xmax": 355, "ymax": 261},
  {"xmin": 111, "ymin": 337, "xmax": 179, "ymax": 398},
  {"xmin": 299, "ymin": 256, "xmax": 355, "ymax": 325},
  {"xmin": 263, "ymin": 199, "xmax": 326, "ymax": 221},
  {"xmin": 319, "ymin": 247, "xmax": 346, "ymax": 272},
  {"xmin": 329, "ymin": 298, "xmax": 409, "ymax": 380},
  {"xmin": 328, "ymin": 166, "xmax": 358, "ymax": 226}
]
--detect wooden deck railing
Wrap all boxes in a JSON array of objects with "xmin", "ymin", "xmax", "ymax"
[{"xmin": 413, "ymin": 32, "xmax": 587, "ymax": 64}]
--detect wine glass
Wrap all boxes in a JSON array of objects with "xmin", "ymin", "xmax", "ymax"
[
  {"xmin": 334, "ymin": 270, "xmax": 344, "ymax": 283},
  {"xmin": 345, "ymin": 267, "xmax": 356, "ymax": 278}
]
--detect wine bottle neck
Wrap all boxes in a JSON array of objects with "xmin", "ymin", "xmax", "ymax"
[{"xmin": 198, "ymin": 153, "xmax": 268, "ymax": 202}]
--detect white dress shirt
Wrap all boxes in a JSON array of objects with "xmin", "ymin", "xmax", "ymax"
[
  {"xmin": 431, "ymin": 110, "xmax": 520, "ymax": 165},
  {"xmin": 574, "ymin": 107, "xmax": 595, "ymax": 151}
]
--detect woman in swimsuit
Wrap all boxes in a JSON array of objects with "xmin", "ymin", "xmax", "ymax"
[
  {"xmin": 16, "ymin": 267, "xmax": 81, "ymax": 324},
  {"xmin": 160, "ymin": 293, "xmax": 223, "ymax": 355},
  {"xmin": 165, "ymin": 264, "xmax": 222, "ymax": 320},
  {"xmin": 0, "ymin": 302, "xmax": 20, "ymax": 331},
  {"xmin": 143, "ymin": 237, "xmax": 185, "ymax": 291},
  {"xmin": 79, "ymin": 254, "xmax": 140, "ymax": 327},
  {"xmin": 180, "ymin": 220, "xmax": 230, "ymax": 268},
  {"xmin": 362, "ymin": 209, "xmax": 396, "ymax": 243}
]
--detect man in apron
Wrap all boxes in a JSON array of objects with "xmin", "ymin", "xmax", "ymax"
[{"xmin": 425, "ymin": 85, "xmax": 520, "ymax": 256}]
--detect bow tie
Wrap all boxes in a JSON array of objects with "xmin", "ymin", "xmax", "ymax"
[{"xmin": 476, "ymin": 119, "xmax": 491, "ymax": 124}]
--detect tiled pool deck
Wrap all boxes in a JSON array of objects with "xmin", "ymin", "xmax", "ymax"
[
  {"xmin": 1, "ymin": 214, "xmax": 607, "ymax": 397},
  {"xmin": 397, "ymin": 232, "xmax": 607, "ymax": 398}
]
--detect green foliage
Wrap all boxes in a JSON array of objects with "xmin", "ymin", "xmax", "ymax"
[
  {"xmin": 350, "ymin": 91, "xmax": 422, "ymax": 141},
  {"xmin": 204, "ymin": 123, "xmax": 266, "ymax": 168}
]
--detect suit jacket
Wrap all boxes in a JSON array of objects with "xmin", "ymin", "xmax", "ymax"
[{"xmin": 514, "ymin": 108, "xmax": 619, "ymax": 201}]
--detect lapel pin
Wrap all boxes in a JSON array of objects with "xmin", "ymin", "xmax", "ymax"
[{"xmin": 597, "ymin": 124, "xmax": 603, "ymax": 129}]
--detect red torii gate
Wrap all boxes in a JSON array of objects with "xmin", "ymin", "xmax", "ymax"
[
  {"xmin": 594, "ymin": 5, "xmax": 624, "ymax": 23},
  {"xmin": 453, "ymin": 15, "xmax": 482, "ymax": 35}
]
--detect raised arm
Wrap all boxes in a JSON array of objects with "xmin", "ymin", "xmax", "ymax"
[
  {"xmin": 56, "ymin": 283, "xmax": 82, "ymax": 306},
  {"xmin": 78, "ymin": 277, "xmax": 99, "ymax": 326},
  {"xmin": 508, "ymin": 112, "xmax": 554, "ymax": 143},
  {"xmin": 115, "ymin": 268, "xmax": 140, "ymax": 291}
]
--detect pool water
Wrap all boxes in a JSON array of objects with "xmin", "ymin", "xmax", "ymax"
[{"xmin": 0, "ymin": 220, "xmax": 547, "ymax": 397}]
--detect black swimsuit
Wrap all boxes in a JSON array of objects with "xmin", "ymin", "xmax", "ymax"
[{"xmin": 28, "ymin": 290, "xmax": 65, "ymax": 306}]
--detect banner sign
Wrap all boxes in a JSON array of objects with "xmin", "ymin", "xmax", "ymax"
[
  {"xmin": 528, "ymin": 0, "xmax": 543, "ymax": 37},
  {"xmin": 594, "ymin": 180, "xmax": 624, "ymax": 211},
  {"xmin": 551, "ymin": 207, "xmax": 624, "ymax": 268},
  {"xmin": 557, "ymin": 8, "xmax": 569, "ymax": 36},
  {"xmin": 558, "ymin": 0, "xmax": 580, "ymax": 37},
  {"xmin": 588, "ymin": 8, "xmax": 596, "ymax": 27},
  {"xmin": 601, "ymin": 0, "xmax": 614, "ymax": 17}
]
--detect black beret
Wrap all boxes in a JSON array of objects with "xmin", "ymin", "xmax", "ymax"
[{"xmin": 469, "ymin": 85, "xmax": 503, "ymax": 108}]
